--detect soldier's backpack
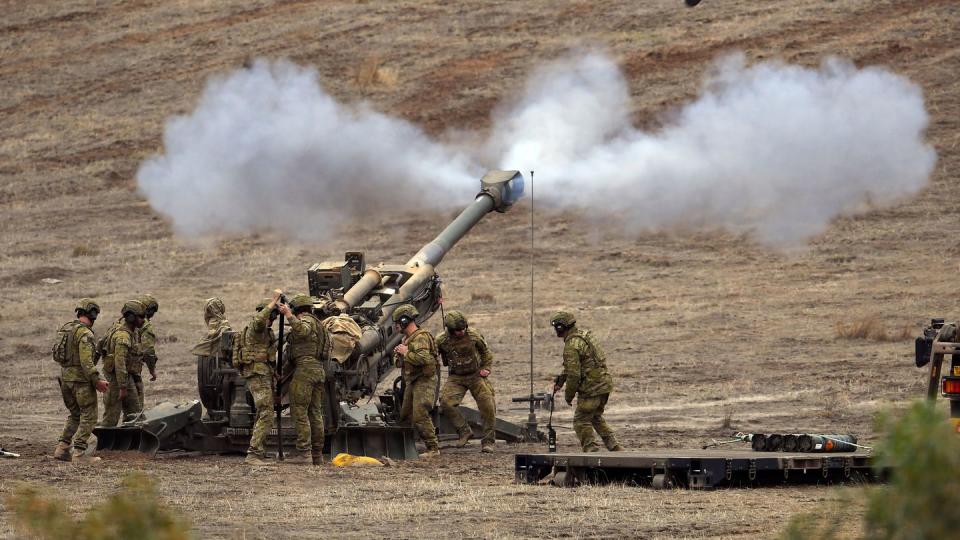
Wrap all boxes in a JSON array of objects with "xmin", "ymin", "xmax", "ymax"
[
  {"xmin": 52, "ymin": 321, "xmax": 83, "ymax": 366},
  {"xmin": 322, "ymin": 314, "xmax": 363, "ymax": 364},
  {"xmin": 94, "ymin": 323, "xmax": 123, "ymax": 364}
]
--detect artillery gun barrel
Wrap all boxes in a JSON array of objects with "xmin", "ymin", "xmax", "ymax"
[{"xmin": 356, "ymin": 170, "xmax": 524, "ymax": 356}]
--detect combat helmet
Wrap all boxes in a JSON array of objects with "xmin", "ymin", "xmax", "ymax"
[
  {"xmin": 550, "ymin": 311, "xmax": 576, "ymax": 330},
  {"xmin": 138, "ymin": 294, "xmax": 159, "ymax": 317},
  {"xmin": 443, "ymin": 310, "xmax": 467, "ymax": 331},
  {"xmin": 255, "ymin": 298, "xmax": 271, "ymax": 312},
  {"xmin": 392, "ymin": 304, "xmax": 419, "ymax": 326},
  {"xmin": 75, "ymin": 298, "xmax": 100, "ymax": 319},
  {"xmin": 288, "ymin": 294, "xmax": 314, "ymax": 312},
  {"xmin": 122, "ymin": 300, "xmax": 146, "ymax": 318}
]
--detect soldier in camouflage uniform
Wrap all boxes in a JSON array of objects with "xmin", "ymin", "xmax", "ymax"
[
  {"xmin": 237, "ymin": 290, "xmax": 282, "ymax": 465},
  {"xmin": 392, "ymin": 304, "xmax": 440, "ymax": 457},
  {"xmin": 98, "ymin": 301, "xmax": 145, "ymax": 427},
  {"xmin": 123, "ymin": 294, "xmax": 159, "ymax": 416},
  {"xmin": 550, "ymin": 311, "xmax": 623, "ymax": 452},
  {"xmin": 278, "ymin": 294, "xmax": 330, "ymax": 465},
  {"xmin": 53, "ymin": 299, "xmax": 110, "ymax": 462},
  {"xmin": 437, "ymin": 310, "xmax": 497, "ymax": 453}
]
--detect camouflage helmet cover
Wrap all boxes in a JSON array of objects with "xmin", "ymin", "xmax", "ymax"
[
  {"xmin": 122, "ymin": 300, "xmax": 147, "ymax": 317},
  {"xmin": 255, "ymin": 298, "xmax": 272, "ymax": 312},
  {"xmin": 550, "ymin": 310, "xmax": 576, "ymax": 328},
  {"xmin": 137, "ymin": 294, "xmax": 159, "ymax": 313},
  {"xmin": 392, "ymin": 304, "xmax": 419, "ymax": 323},
  {"xmin": 443, "ymin": 310, "xmax": 467, "ymax": 331},
  {"xmin": 76, "ymin": 298, "xmax": 100, "ymax": 314},
  {"xmin": 288, "ymin": 294, "xmax": 314, "ymax": 310}
]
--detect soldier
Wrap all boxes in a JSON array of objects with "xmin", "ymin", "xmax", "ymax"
[
  {"xmin": 237, "ymin": 290, "xmax": 282, "ymax": 466},
  {"xmin": 550, "ymin": 311, "xmax": 623, "ymax": 452},
  {"xmin": 277, "ymin": 294, "xmax": 330, "ymax": 465},
  {"xmin": 437, "ymin": 310, "xmax": 497, "ymax": 453},
  {"xmin": 98, "ymin": 301, "xmax": 145, "ymax": 427},
  {"xmin": 53, "ymin": 299, "xmax": 109, "ymax": 462},
  {"xmin": 392, "ymin": 304, "xmax": 440, "ymax": 457},
  {"xmin": 191, "ymin": 297, "xmax": 231, "ymax": 357},
  {"xmin": 124, "ymin": 294, "xmax": 159, "ymax": 415}
]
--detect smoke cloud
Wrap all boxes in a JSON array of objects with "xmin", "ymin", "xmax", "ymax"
[
  {"xmin": 137, "ymin": 52, "xmax": 936, "ymax": 247},
  {"xmin": 489, "ymin": 52, "xmax": 937, "ymax": 245},
  {"xmin": 137, "ymin": 60, "xmax": 477, "ymax": 239}
]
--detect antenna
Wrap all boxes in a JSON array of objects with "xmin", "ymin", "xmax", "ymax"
[{"xmin": 527, "ymin": 170, "xmax": 537, "ymax": 441}]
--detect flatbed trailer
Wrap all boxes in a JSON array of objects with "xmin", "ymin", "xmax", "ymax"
[{"xmin": 515, "ymin": 449, "xmax": 883, "ymax": 489}]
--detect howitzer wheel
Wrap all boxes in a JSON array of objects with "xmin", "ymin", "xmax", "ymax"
[{"xmin": 651, "ymin": 473, "xmax": 675, "ymax": 489}]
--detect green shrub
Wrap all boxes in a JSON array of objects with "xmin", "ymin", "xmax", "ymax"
[
  {"xmin": 783, "ymin": 401, "xmax": 960, "ymax": 539},
  {"xmin": 7, "ymin": 473, "xmax": 190, "ymax": 540},
  {"xmin": 865, "ymin": 401, "xmax": 960, "ymax": 539}
]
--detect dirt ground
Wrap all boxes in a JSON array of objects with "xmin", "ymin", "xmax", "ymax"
[{"xmin": 2, "ymin": 0, "xmax": 959, "ymax": 538}]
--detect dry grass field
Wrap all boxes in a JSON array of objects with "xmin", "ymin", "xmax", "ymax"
[{"xmin": 2, "ymin": 0, "xmax": 959, "ymax": 538}]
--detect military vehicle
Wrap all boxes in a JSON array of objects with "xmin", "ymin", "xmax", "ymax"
[
  {"xmin": 915, "ymin": 318, "xmax": 960, "ymax": 431},
  {"xmin": 94, "ymin": 170, "xmax": 539, "ymax": 459}
]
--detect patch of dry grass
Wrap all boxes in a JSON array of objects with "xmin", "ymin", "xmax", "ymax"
[{"xmin": 835, "ymin": 316, "xmax": 914, "ymax": 342}]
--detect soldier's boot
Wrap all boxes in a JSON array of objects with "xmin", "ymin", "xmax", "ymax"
[
  {"xmin": 71, "ymin": 449, "xmax": 101, "ymax": 463},
  {"xmin": 285, "ymin": 451, "xmax": 313, "ymax": 464},
  {"xmin": 480, "ymin": 442, "xmax": 495, "ymax": 454},
  {"xmin": 244, "ymin": 453, "xmax": 273, "ymax": 466},
  {"xmin": 311, "ymin": 449, "xmax": 325, "ymax": 466},
  {"xmin": 602, "ymin": 436, "xmax": 624, "ymax": 452},
  {"xmin": 456, "ymin": 429, "xmax": 472, "ymax": 448},
  {"xmin": 53, "ymin": 442, "xmax": 72, "ymax": 462},
  {"xmin": 420, "ymin": 446, "xmax": 441, "ymax": 458}
]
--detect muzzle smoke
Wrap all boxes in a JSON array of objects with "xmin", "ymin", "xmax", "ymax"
[
  {"xmin": 488, "ymin": 52, "xmax": 936, "ymax": 245},
  {"xmin": 137, "ymin": 60, "xmax": 476, "ymax": 239},
  {"xmin": 137, "ymin": 53, "xmax": 936, "ymax": 246}
]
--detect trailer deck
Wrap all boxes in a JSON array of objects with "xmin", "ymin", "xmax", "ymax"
[{"xmin": 515, "ymin": 449, "xmax": 882, "ymax": 489}]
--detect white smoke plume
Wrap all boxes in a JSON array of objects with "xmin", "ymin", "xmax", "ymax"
[
  {"xmin": 137, "ymin": 60, "xmax": 477, "ymax": 239},
  {"xmin": 137, "ymin": 52, "xmax": 936, "ymax": 246},
  {"xmin": 489, "ymin": 52, "xmax": 937, "ymax": 245}
]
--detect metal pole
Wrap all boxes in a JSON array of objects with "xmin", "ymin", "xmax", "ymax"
[{"xmin": 528, "ymin": 170, "xmax": 536, "ymax": 440}]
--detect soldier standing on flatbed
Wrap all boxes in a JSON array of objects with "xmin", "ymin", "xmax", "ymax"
[
  {"xmin": 53, "ymin": 299, "xmax": 109, "ymax": 462},
  {"xmin": 98, "ymin": 301, "xmax": 145, "ymax": 427},
  {"xmin": 125, "ymin": 294, "xmax": 159, "ymax": 415},
  {"xmin": 392, "ymin": 304, "xmax": 441, "ymax": 458},
  {"xmin": 236, "ymin": 290, "xmax": 281, "ymax": 466},
  {"xmin": 550, "ymin": 311, "xmax": 624, "ymax": 453},
  {"xmin": 278, "ymin": 294, "xmax": 330, "ymax": 465},
  {"xmin": 437, "ymin": 310, "xmax": 497, "ymax": 453}
]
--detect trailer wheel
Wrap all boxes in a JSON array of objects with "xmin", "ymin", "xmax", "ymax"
[{"xmin": 652, "ymin": 473, "xmax": 675, "ymax": 489}]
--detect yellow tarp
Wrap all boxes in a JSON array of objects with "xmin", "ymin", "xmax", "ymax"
[{"xmin": 331, "ymin": 453, "xmax": 384, "ymax": 467}]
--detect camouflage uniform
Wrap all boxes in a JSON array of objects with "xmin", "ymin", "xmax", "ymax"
[
  {"xmin": 286, "ymin": 297, "xmax": 330, "ymax": 459},
  {"xmin": 57, "ymin": 319, "xmax": 102, "ymax": 453},
  {"xmin": 99, "ymin": 318, "xmax": 142, "ymax": 427},
  {"xmin": 552, "ymin": 312, "xmax": 620, "ymax": 452},
  {"xmin": 127, "ymin": 294, "xmax": 159, "ymax": 413},
  {"xmin": 397, "ymin": 320, "xmax": 440, "ymax": 452},
  {"xmin": 437, "ymin": 312, "xmax": 496, "ymax": 449},
  {"xmin": 236, "ymin": 301, "xmax": 277, "ymax": 459}
]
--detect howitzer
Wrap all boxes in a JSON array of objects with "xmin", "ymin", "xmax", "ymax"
[{"xmin": 96, "ymin": 170, "xmax": 540, "ymax": 459}]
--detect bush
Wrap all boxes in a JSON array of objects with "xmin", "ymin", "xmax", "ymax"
[
  {"xmin": 7, "ymin": 473, "xmax": 190, "ymax": 540},
  {"xmin": 865, "ymin": 401, "xmax": 960, "ymax": 539},
  {"xmin": 782, "ymin": 401, "xmax": 960, "ymax": 539}
]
